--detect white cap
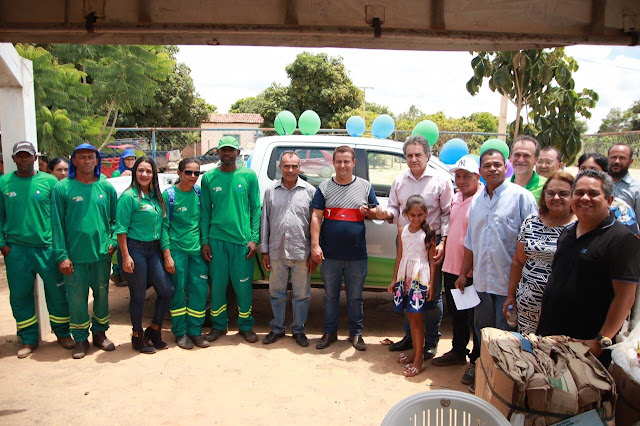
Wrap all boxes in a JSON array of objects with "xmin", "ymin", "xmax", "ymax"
[{"xmin": 449, "ymin": 155, "xmax": 479, "ymax": 175}]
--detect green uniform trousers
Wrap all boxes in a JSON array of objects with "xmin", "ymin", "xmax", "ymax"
[
  {"xmin": 169, "ymin": 249, "xmax": 209, "ymax": 337},
  {"xmin": 64, "ymin": 257, "xmax": 111, "ymax": 342},
  {"xmin": 111, "ymin": 252, "xmax": 120, "ymax": 276},
  {"xmin": 4, "ymin": 244, "xmax": 70, "ymax": 345},
  {"xmin": 208, "ymin": 239, "xmax": 255, "ymax": 331}
]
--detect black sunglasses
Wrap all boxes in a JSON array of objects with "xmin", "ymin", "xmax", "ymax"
[{"xmin": 183, "ymin": 170, "xmax": 201, "ymax": 177}]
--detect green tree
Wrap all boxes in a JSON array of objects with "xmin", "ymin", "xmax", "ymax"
[
  {"xmin": 85, "ymin": 45, "xmax": 174, "ymax": 149},
  {"xmin": 15, "ymin": 44, "xmax": 98, "ymax": 156},
  {"xmin": 467, "ymin": 48, "xmax": 598, "ymax": 164},
  {"xmin": 230, "ymin": 52, "xmax": 361, "ymax": 129},
  {"xmin": 597, "ymin": 100, "xmax": 640, "ymax": 133},
  {"xmin": 118, "ymin": 62, "xmax": 215, "ymax": 128},
  {"xmin": 468, "ymin": 112, "xmax": 499, "ymax": 134}
]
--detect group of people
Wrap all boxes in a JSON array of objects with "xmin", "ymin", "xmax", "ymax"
[{"xmin": 2, "ymin": 134, "xmax": 639, "ymax": 396}]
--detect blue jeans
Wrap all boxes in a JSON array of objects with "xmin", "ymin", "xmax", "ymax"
[
  {"xmin": 269, "ymin": 259, "xmax": 311, "ymax": 335},
  {"xmin": 119, "ymin": 239, "xmax": 174, "ymax": 333},
  {"xmin": 321, "ymin": 258, "xmax": 367, "ymax": 335},
  {"xmin": 473, "ymin": 291, "xmax": 515, "ymax": 339}
]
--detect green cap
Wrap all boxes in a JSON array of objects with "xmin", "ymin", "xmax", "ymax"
[{"xmin": 218, "ymin": 136, "xmax": 239, "ymax": 150}]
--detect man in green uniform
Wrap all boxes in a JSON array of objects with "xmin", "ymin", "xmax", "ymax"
[
  {"xmin": 51, "ymin": 143, "xmax": 118, "ymax": 359},
  {"xmin": 0, "ymin": 141, "xmax": 73, "ymax": 358},
  {"xmin": 510, "ymin": 135, "xmax": 547, "ymax": 201},
  {"xmin": 201, "ymin": 136, "xmax": 261, "ymax": 343}
]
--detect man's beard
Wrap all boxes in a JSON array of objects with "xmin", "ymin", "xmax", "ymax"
[{"xmin": 609, "ymin": 164, "xmax": 629, "ymax": 179}]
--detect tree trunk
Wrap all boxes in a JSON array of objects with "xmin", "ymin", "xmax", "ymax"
[
  {"xmin": 98, "ymin": 107, "xmax": 120, "ymax": 151},
  {"xmin": 97, "ymin": 97, "xmax": 116, "ymax": 142}
]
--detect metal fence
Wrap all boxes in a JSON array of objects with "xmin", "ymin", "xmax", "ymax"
[
  {"xmin": 581, "ymin": 131, "xmax": 640, "ymax": 161},
  {"xmin": 107, "ymin": 127, "xmax": 506, "ymax": 166}
]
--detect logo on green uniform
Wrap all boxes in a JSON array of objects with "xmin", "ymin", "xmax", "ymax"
[
  {"xmin": 72, "ymin": 196, "xmax": 84, "ymax": 203},
  {"xmin": 5, "ymin": 192, "xmax": 16, "ymax": 198}
]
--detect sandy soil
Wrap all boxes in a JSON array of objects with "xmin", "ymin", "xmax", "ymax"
[{"xmin": 0, "ymin": 259, "xmax": 470, "ymax": 425}]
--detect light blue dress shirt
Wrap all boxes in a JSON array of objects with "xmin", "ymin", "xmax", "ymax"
[
  {"xmin": 464, "ymin": 180, "xmax": 538, "ymax": 296},
  {"xmin": 613, "ymin": 172, "xmax": 640, "ymax": 224}
]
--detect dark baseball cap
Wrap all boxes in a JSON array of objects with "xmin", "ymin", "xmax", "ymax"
[{"xmin": 12, "ymin": 141, "xmax": 36, "ymax": 156}]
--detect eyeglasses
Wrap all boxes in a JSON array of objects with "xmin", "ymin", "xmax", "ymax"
[
  {"xmin": 183, "ymin": 170, "xmax": 201, "ymax": 177},
  {"xmin": 545, "ymin": 189, "xmax": 571, "ymax": 198}
]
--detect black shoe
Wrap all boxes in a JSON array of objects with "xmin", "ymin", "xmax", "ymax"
[
  {"xmin": 189, "ymin": 334, "xmax": 210, "ymax": 348},
  {"xmin": 132, "ymin": 334, "xmax": 156, "ymax": 354},
  {"xmin": 293, "ymin": 333, "xmax": 309, "ymax": 347},
  {"xmin": 423, "ymin": 346, "xmax": 438, "ymax": 360},
  {"xmin": 262, "ymin": 331, "xmax": 285, "ymax": 344},
  {"xmin": 110, "ymin": 273, "xmax": 127, "ymax": 287},
  {"xmin": 239, "ymin": 329, "xmax": 258, "ymax": 343},
  {"xmin": 316, "ymin": 333, "xmax": 337, "ymax": 350},
  {"xmin": 72, "ymin": 340, "xmax": 90, "ymax": 359},
  {"xmin": 144, "ymin": 326, "xmax": 168, "ymax": 350},
  {"xmin": 348, "ymin": 334, "xmax": 367, "ymax": 351},
  {"xmin": 432, "ymin": 350, "xmax": 467, "ymax": 366},
  {"xmin": 175, "ymin": 334, "xmax": 194, "ymax": 350},
  {"xmin": 461, "ymin": 362, "xmax": 476, "ymax": 385},
  {"xmin": 92, "ymin": 331, "xmax": 115, "ymax": 351},
  {"xmin": 204, "ymin": 329, "xmax": 227, "ymax": 342},
  {"xmin": 388, "ymin": 335, "xmax": 413, "ymax": 352}
]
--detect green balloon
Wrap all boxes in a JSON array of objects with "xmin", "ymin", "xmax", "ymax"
[
  {"xmin": 298, "ymin": 110, "xmax": 321, "ymax": 136},
  {"xmin": 480, "ymin": 138, "xmax": 510, "ymax": 161},
  {"xmin": 274, "ymin": 110, "xmax": 297, "ymax": 135},
  {"xmin": 411, "ymin": 120, "xmax": 439, "ymax": 146}
]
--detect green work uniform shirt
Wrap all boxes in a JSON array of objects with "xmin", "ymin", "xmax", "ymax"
[
  {"xmin": 0, "ymin": 171, "xmax": 58, "ymax": 248},
  {"xmin": 200, "ymin": 166, "xmax": 261, "ymax": 246},
  {"xmin": 511, "ymin": 171, "xmax": 547, "ymax": 202},
  {"xmin": 51, "ymin": 177, "xmax": 118, "ymax": 264},
  {"xmin": 162, "ymin": 185, "xmax": 201, "ymax": 255},
  {"xmin": 115, "ymin": 187, "xmax": 169, "ymax": 249}
]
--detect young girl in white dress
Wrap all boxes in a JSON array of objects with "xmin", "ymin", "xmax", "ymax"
[{"xmin": 387, "ymin": 195, "xmax": 437, "ymax": 377}]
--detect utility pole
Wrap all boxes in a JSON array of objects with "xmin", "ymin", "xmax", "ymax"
[
  {"xmin": 359, "ymin": 86, "xmax": 373, "ymax": 120},
  {"xmin": 498, "ymin": 93, "xmax": 508, "ymax": 141}
]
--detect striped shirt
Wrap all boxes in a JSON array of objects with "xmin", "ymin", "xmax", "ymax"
[{"xmin": 311, "ymin": 177, "xmax": 378, "ymax": 260}]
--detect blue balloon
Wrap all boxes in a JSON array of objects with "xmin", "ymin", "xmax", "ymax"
[
  {"xmin": 468, "ymin": 154, "xmax": 480, "ymax": 165},
  {"xmin": 346, "ymin": 116, "xmax": 365, "ymax": 137},
  {"xmin": 439, "ymin": 138, "xmax": 469, "ymax": 165},
  {"xmin": 371, "ymin": 114, "xmax": 395, "ymax": 139}
]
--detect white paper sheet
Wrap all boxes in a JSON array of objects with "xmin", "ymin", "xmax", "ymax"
[{"xmin": 450, "ymin": 284, "xmax": 481, "ymax": 310}]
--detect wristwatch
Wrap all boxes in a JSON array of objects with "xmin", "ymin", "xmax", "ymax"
[{"xmin": 597, "ymin": 335, "xmax": 613, "ymax": 349}]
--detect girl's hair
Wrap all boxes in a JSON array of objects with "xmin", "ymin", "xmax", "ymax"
[
  {"xmin": 402, "ymin": 195, "xmax": 436, "ymax": 251},
  {"xmin": 577, "ymin": 152, "xmax": 608, "ymax": 173},
  {"xmin": 128, "ymin": 156, "xmax": 167, "ymax": 218},
  {"xmin": 47, "ymin": 157, "xmax": 68, "ymax": 171},
  {"xmin": 175, "ymin": 157, "xmax": 201, "ymax": 184}
]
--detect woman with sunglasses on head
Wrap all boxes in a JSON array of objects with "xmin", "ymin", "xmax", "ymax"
[
  {"xmin": 503, "ymin": 171, "xmax": 576, "ymax": 334},
  {"xmin": 161, "ymin": 159, "xmax": 210, "ymax": 350},
  {"xmin": 115, "ymin": 157, "xmax": 174, "ymax": 354}
]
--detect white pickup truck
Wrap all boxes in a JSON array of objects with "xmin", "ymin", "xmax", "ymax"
[{"xmin": 109, "ymin": 135, "xmax": 452, "ymax": 288}]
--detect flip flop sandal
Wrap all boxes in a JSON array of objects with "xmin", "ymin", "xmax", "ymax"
[
  {"xmin": 403, "ymin": 364, "xmax": 424, "ymax": 378},
  {"xmin": 397, "ymin": 352, "xmax": 410, "ymax": 364}
]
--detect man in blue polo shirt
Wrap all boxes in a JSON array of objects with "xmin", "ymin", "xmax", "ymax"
[{"xmin": 310, "ymin": 145, "xmax": 385, "ymax": 351}]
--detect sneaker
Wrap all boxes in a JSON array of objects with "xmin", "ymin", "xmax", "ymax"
[
  {"xmin": 468, "ymin": 382, "xmax": 475, "ymax": 394},
  {"xmin": 432, "ymin": 350, "xmax": 467, "ymax": 366},
  {"xmin": 17, "ymin": 343, "xmax": 37, "ymax": 359},
  {"xmin": 175, "ymin": 334, "xmax": 194, "ymax": 350},
  {"xmin": 461, "ymin": 362, "xmax": 476, "ymax": 385}
]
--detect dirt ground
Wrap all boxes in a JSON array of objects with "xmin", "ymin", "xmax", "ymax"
[{"xmin": 0, "ymin": 259, "xmax": 471, "ymax": 425}]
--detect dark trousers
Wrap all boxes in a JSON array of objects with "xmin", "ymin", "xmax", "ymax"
[
  {"xmin": 443, "ymin": 271, "xmax": 480, "ymax": 363},
  {"xmin": 119, "ymin": 238, "xmax": 174, "ymax": 333}
]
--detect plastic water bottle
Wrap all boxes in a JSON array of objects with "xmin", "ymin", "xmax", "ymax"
[{"xmin": 506, "ymin": 304, "xmax": 517, "ymax": 328}]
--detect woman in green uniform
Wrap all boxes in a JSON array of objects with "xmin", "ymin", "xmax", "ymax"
[
  {"xmin": 162, "ymin": 158, "xmax": 209, "ymax": 349},
  {"xmin": 110, "ymin": 149, "xmax": 136, "ymax": 178},
  {"xmin": 115, "ymin": 157, "xmax": 174, "ymax": 354}
]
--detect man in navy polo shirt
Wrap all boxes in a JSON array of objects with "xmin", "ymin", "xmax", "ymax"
[
  {"xmin": 537, "ymin": 169, "xmax": 639, "ymax": 367},
  {"xmin": 311, "ymin": 145, "xmax": 386, "ymax": 351}
]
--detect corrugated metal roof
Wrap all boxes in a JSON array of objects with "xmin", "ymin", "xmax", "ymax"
[{"xmin": 205, "ymin": 113, "xmax": 264, "ymax": 124}]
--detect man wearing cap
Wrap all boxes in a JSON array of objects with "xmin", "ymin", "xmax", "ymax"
[
  {"xmin": 432, "ymin": 156, "xmax": 483, "ymax": 388},
  {"xmin": 0, "ymin": 141, "xmax": 73, "ymax": 358},
  {"xmin": 200, "ymin": 136, "xmax": 261, "ymax": 343},
  {"xmin": 51, "ymin": 143, "xmax": 118, "ymax": 359}
]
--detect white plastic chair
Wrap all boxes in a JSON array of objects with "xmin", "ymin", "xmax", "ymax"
[{"xmin": 381, "ymin": 390, "xmax": 510, "ymax": 426}]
